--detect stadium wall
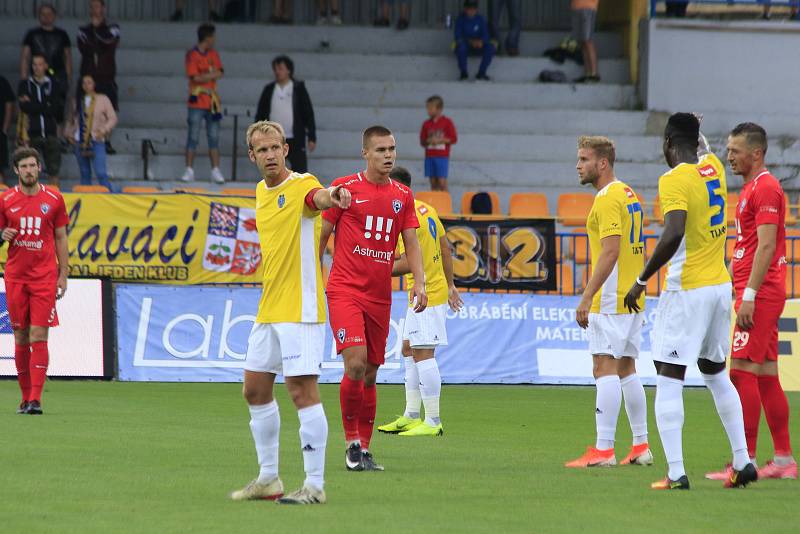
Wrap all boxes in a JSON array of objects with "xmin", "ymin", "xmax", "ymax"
[{"xmin": 641, "ymin": 18, "xmax": 800, "ymax": 113}]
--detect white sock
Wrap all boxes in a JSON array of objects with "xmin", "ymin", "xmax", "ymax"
[
  {"xmin": 298, "ymin": 403, "xmax": 327, "ymax": 491},
  {"xmin": 621, "ymin": 374, "xmax": 648, "ymax": 446},
  {"xmin": 249, "ymin": 400, "xmax": 280, "ymax": 483},
  {"xmin": 595, "ymin": 375, "xmax": 621, "ymax": 450},
  {"xmin": 403, "ymin": 356, "xmax": 421, "ymax": 419},
  {"xmin": 417, "ymin": 358, "xmax": 441, "ymax": 426},
  {"xmin": 702, "ymin": 372, "xmax": 750, "ymax": 471},
  {"xmin": 655, "ymin": 375, "xmax": 685, "ymax": 480}
]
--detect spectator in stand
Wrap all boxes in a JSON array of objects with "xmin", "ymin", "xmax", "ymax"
[
  {"xmin": 454, "ymin": 0, "xmax": 494, "ymax": 81},
  {"xmin": 375, "ymin": 1, "xmax": 410, "ymax": 30},
  {"xmin": 17, "ymin": 55, "xmax": 65, "ymax": 186},
  {"xmin": 571, "ymin": 0, "xmax": 600, "ymax": 83},
  {"xmin": 665, "ymin": 1, "xmax": 689, "ymax": 18},
  {"xmin": 420, "ymin": 95, "xmax": 457, "ymax": 192},
  {"xmin": 490, "ymin": 0, "xmax": 521, "ymax": 56},
  {"xmin": 0, "ymin": 75, "xmax": 14, "ymax": 184},
  {"xmin": 78, "ymin": 0, "xmax": 121, "ymax": 154},
  {"xmin": 20, "ymin": 4, "xmax": 72, "ymax": 94},
  {"xmin": 65, "ymin": 74, "xmax": 117, "ymax": 191},
  {"xmin": 182, "ymin": 23, "xmax": 225, "ymax": 184},
  {"xmin": 271, "ymin": 0, "xmax": 293, "ymax": 24},
  {"xmin": 255, "ymin": 56, "xmax": 317, "ymax": 174},
  {"xmin": 171, "ymin": 0, "xmax": 224, "ymax": 21},
  {"xmin": 318, "ymin": 0, "xmax": 342, "ymax": 25}
]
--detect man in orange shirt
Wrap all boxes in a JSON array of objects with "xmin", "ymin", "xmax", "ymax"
[
  {"xmin": 182, "ymin": 23, "xmax": 225, "ymax": 184},
  {"xmin": 571, "ymin": 0, "xmax": 599, "ymax": 83}
]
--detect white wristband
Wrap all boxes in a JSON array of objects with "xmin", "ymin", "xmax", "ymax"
[
  {"xmin": 635, "ymin": 277, "xmax": 647, "ymax": 287},
  {"xmin": 742, "ymin": 288, "xmax": 757, "ymax": 302}
]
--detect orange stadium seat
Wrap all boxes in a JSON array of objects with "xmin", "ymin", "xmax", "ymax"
[
  {"xmin": 644, "ymin": 228, "xmax": 658, "ymax": 259},
  {"xmin": 508, "ymin": 192, "xmax": 549, "ymax": 218},
  {"xmin": 785, "ymin": 195, "xmax": 797, "ymax": 226},
  {"xmin": 725, "ymin": 228, "xmax": 737, "ymax": 262},
  {"xmin": 572, "ymin": 228, "xmax": 590, "ymax": 265},
  {"xmin": 557, "ymin": 192, "xmax": 593, "ymax": 226},
  {"xmin": 72, "ymin": 185, "xmax": 110, "ymax": 193},
  {"xmin": 122, "ymin": 186, "xmax": 160, "ymax": 193},
  {"xmin": 173, "ymin": 187, "xmax": 209, "ymax": 194},
  {"xmin": 786, "ymin": 229, "xmax": 800, "ymax": 263},
  {"xmin": 0, "ymin": 183, "xmax": 8, "ymax": 191},
  {"xmin": 221, "ymin": 187, "xmax": 256, "ymax": 197},
  {"xmin": 646, "ymin": 268, "xmax": 667, "ymax": 297},
  {"xmin": 416, "ymin": 190, "xmax": 453, "ymax": 215},
  {"xmin": 787, "ymin": 265, "xmax": 800, "ymax": 299},
  {"xmin": 461, "ymin": 191, "xmax": 500, "ymax": 215},
  {"xmin": 556, "ymin": 263, "xmax": 576, "ymax": 295},
  {"xmin": 727, "ymin": 192, "xmax": 739, "ymax": 226},
  {"xmin": 652, "ymin": 195, "xmax": 664, "ymax": 225}
]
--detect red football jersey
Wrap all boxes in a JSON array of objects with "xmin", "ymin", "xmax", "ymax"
[
  {"xmin": 420, "ymin": 115, "xmax": 458, "ymax": 158},
  {"xmin": 0, "ymin": 185, "xmax": 69, "ymax": 283},
  {"xmin": 732, "ymin": 171, "xmax": 786, "ymax": 301},
  {"xmin": 324, "ymin": 172, "xmax": 419, "ymax": 303}
]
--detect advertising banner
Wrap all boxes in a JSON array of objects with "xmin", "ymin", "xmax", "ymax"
[
  {"xmin": 0, "ymin": 278, "xmax": 112, "ymax": 378},
  {"xmin": 0, "ymin": 193, "xmax": 262, "ymax": 285},
  {"xmin": 117, "ymin": 285, "xmax": 743, "ymax": 387},
  {"xmin": 441, "ymin": 217, "xmax": 556, "ymax": 291}
]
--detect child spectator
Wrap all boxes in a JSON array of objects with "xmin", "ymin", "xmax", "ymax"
[{"xmin": 419, "ymin": 95, "xmax": 457, "ymax": 192}]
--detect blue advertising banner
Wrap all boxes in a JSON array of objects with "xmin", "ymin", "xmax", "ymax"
[{"xmin": 116, "ymin": 285, "xmax": 707, "ymax": 385}]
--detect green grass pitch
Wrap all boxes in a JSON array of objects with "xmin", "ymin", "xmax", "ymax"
[{"xmin": 1, "ymin": 381, "xmax": 798, "ymax": 533}]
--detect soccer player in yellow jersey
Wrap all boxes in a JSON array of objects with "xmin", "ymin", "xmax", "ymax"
[
  {"xmin": 624, "ymin": 113, "xmax": 755, "ymax": 490},
  {"xmin": 377, "ymin": 167, "xmax": 463, "ymax": 437},
  {"xmin": 230, "ymin": 121, "xmax": 351, "ymax": 505},
  {"xmin": 566, "ymin": 136, "xmax": 652, "ymax": 468}
]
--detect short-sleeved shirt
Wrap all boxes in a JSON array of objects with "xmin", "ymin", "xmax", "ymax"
[
  {"xmin": 185, "ymin": 47, "xmax": 223, "ymax": 110},
  {"xmin": 22, "ymin": 27, "xmax": 71, "ymax": 80},
  {"xmin": 420, "ymin": 115, "xmax": 458, "ymax": 159},
  {"xmin": 0, "ymin": 185, "xmax": 69, "ymax": 283},
  {"xmin": 254, "ymin": 172, "xmax": 325, "ymax": 324},
  {"xmin": 586, "ymin": 180, "xmax": 645, "ymax": 314},
  {"xmin": 660, "ymin": 152, "xmax": 730, "ymax": 291},
  {"xmin": 732, "ymin": 170, "xmax": 786, "ymax": 302},
  {"xmin": 397, "ymin": 200, "xmax": 448, "ymax": 308},
  {"xmin": 324, "ymin": 172, "xmax": 419, "ymax": 304}
]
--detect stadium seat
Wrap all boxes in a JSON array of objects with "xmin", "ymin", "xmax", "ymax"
[
  {"xmin": 508, "ymin": 192, "xmax": 549, "ymax": 218},
  {"xmin": 572, "ymin": 228, "xmax": 590, "ymax": 265},
  {"xmin": 785, "ymin": 195, "xmax": 797, "ymax": 226},
  {"xmin": 644, "ymin": 228, "xmax": 659, "ymax": 258},
  {"xmin": 787, "ymin": 265, "xmax": 800, "ymax": 298},
  {"xmin": 173, "ymin": 187, "xmax": 209, "ymax": 194},
  {"xmin": 121, "ymin": 186, "xmax": 160, "ymax": 193},
  {"xmin": 651, "ymin": 195, "xmax": 664, "ymax": 225},
  {"xmin": 786, "ymin": 229, "xmax": 800, "ymax": 263},
  {"xmin": 727, "ymin": 192, "xmax": 739, "ymax": 226},
  {"xmin": 416, "ymin": 190, "xmax": 453, "ymax": 215},
  {"xmin": 557, "ymin": 192, "xmax": 593, "ymax": 226},
  {"xmin": 221, "ymin": 187, "xmax": 256, "ymax": 197},
  {"xmin": 72, "ymin": 185, "xmax": 110, "ymax": 193},
  {"xmin": 556, "ymin": 263, "xmax": 576, "ymax": 295},
  {"xmin": 646, "ymin": 268, "xmax": 667, "ymax": 297},
  {"xmin": 725, "ymin": 227, "xmax": 737, "ymax": 262},
  {"xmin": 461, "ymin": 191, "xmax": 500, "ymax": 215}
]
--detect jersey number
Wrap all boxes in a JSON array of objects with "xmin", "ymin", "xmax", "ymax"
[
  {"xmin": 705, "ymin": 179, "xmax": 725, "ymax": 227},
  {"xmin": 626, "ymin": 202, "xmax": 644, "ymax": 244}
]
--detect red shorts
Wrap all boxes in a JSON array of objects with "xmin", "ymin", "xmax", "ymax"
[
  {"xmin": 731, "ymin": 298, "xmax": 784, "ymax": 364},
  {"xmin": 328, "ymin": 293, "xmax": 391, "ymax": 366},
  {"xmin": 5, "ymin": 280, "xmax": 59, "ymax": 330}
]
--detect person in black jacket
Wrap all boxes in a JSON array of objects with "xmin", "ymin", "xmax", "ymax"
[
  {"xmin": 17, "ymin": 54, "xmax": 65, "ymax": 186},
  {"xmin": 255, "ymin": 56, "xmax": 316, "ymax": 174}
]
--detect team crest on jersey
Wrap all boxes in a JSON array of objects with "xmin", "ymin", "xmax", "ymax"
[
  {"xmin": 392, "ymin": 199, "xmax": 402, "ymax": 214},
  {"xmin": 337, "ymin": 328, "xmax": 346, "ymax": 343},
  {"xmin": 277, "ymin": 194, "xmax": 285, "ymax": 208},
  {"xmin": 40, "ymin": 203, "xmax": 50, "ymax": 214}
]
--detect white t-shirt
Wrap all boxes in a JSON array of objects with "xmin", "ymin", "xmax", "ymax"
[{"xmin": 269, "ymin": 80, "xmax": 294, "ymax": 140}]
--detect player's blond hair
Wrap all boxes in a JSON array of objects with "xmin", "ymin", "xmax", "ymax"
[
  {"xmin": 246, "ymin": 120, "xmax": 286, "ymax": 149},
  {"xmin": 578, "ymin": 136, "xmax": 616, "ymax": 167}
]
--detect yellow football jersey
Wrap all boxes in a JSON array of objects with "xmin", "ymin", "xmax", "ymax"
[
  {"xmin": 396, "ymin": 200, "xmax": 449, "ymax": 307},
  {"xmin": 254, "ymin": 172, "xmax": 326, "ymax": 323},
  {"xmin": 660, "ymin": 152, "xmax": 730, "ymax": 291},
  {"xmin": 587, "ymin": 180, "xmax": 646, "ymax": 314}
]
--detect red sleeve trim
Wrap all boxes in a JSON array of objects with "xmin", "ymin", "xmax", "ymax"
[{"xmin": 305, "ymin": 188, "xmax": 323, "ymax": 210}]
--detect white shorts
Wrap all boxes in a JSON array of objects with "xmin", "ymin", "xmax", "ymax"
[
  {"xmin": 244, "ymin": 322, "xmax": 325, "ymax": 377},
  {"xmin": 403, "ymin": 303, "xmax": 449, "ymax": 348},
  {"xmin": 587, "ymin": 312, "xmax": 644, "ymax": 359},
  {"xmin": 650, "ymin": 282, "xmax": 732, "ymax": 366}
]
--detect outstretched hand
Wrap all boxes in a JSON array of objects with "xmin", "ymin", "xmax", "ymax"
[{"xmin": 329, "ymin": 185, "xmax": 351, "ymax": 209}]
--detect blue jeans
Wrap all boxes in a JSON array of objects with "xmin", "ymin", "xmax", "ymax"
[
  {"xmin": 75, "ymin": 140, "xmax": 113, "ymax": 191},
  {"xmin": 490, "ymin": 0, "xmax": 521, "ymax": 51},
  {"xmin": 186, "ymin": 107, "xmax": 220, "ymax": 151},
  {"xmin": 455, "ymin": 40, "xmax": 495, "ymax": 77}
]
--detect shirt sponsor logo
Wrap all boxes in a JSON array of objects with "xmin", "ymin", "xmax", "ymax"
[
  {"xmin": 760, "ymin": 206, "xmax": 779, "ymax": 214},
  {"xmin": 352, "ymin": 245, "xmax": 393, "ymax": 263},
  {"xmin": 698, "ymin": 165, "xmax": 717, "ymax": 178},
  {"xmin": 363, "ymin": 215, "xmax": 394, "ymax": 242},
  {"xmin": 19, "ymin": 216, "xmax": 42, "ymax": 236},
  {"xmin": 392, "ymin": 199, "xmax": 402, "ymax": 214},
  {"xmin": 13, "ymin": 239, "xmax": 44, "ymax": 250}
]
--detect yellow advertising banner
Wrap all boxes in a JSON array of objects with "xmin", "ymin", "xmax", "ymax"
[
  {"xmin": 0, "ymin": 193, "xmax": 262, "ymax": 284},
  {"xmin": 777, "ymin": 300, "xmax": 800, "ymax": 391}
]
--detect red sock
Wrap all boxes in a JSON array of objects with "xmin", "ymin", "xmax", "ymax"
[
  {"xmin": 359, "ymin": 384, "xmax": 377, "ymax": 451},
  {"xmin": 28, "ymin": 341, "xmax": 49, "ymax": 403},
  {"xmin": 758, "ymin": 374, "xmax": 793, "ymax": 456},
  {"xmin": 340, "ymin": 374, "xmax": 364, "ymax": 443},
  {"xmin": 14, "ymin": 344, "xmax": 31, "ymax": 402},
  {"xmin": 730, "ymin": 369, "xmax": 761, "ymax": 459}
]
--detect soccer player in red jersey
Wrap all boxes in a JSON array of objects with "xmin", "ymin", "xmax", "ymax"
[
  {"xmin": 707, "ymin": 123, "xmax": 796, "ymax": 480},
  {"xmin": 320, "ymin": 125, "xmax": 427, "ymax": 471},
  {"xmin": 0, "ymin": 147, "xmax": 69, "ymax": 415}
]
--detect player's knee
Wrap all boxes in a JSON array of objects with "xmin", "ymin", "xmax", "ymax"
[
  {"xmin": 592, "ymin": 354, "xmax": 616, "ymax": 378},
  {"xmin": 345, "ymin": 360, "xmax": 367, "ymax": 380},
  {"xmin": 697, "ymin": 359, "xmax": 726, "ymax": 376},
  {"xmin": 28, "ymin": 327, "xmax": 48, "ymax": 344},
  {"xmin": 12, "ymin": 329, "xmax": 30, "ymax": 345},
  {"xmin": 242, "ymin": 384, "xmax": 271, "ymax": 405}
]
